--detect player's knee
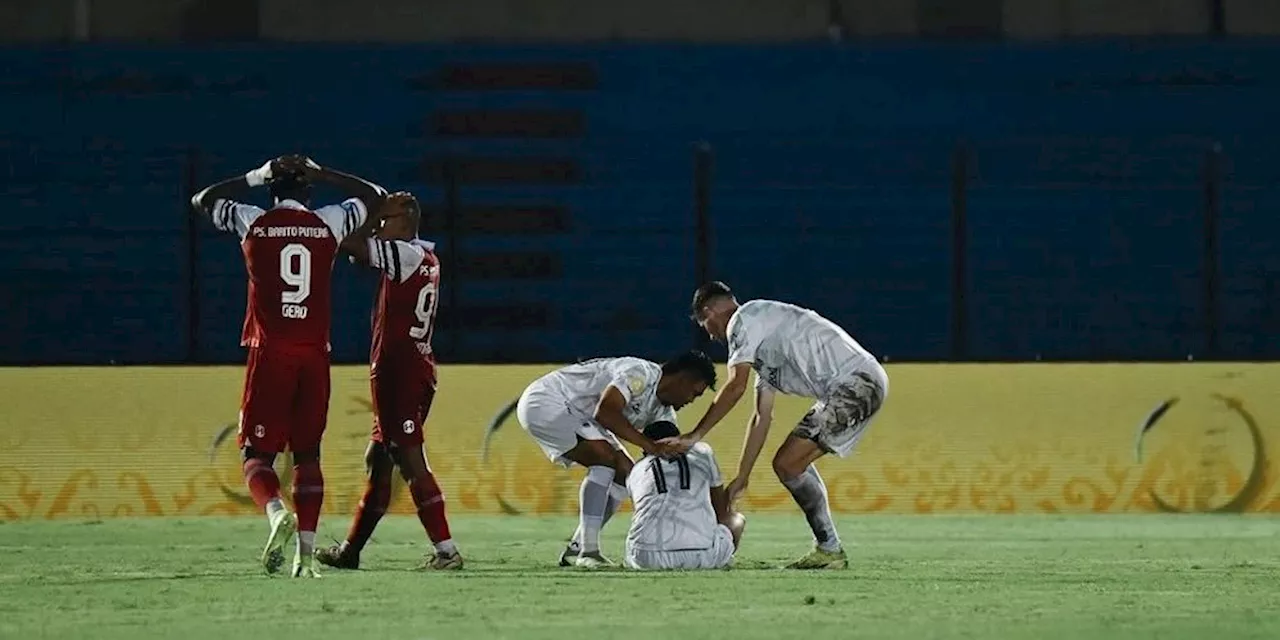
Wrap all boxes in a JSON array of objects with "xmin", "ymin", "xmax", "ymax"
[
  {"xmin": 365, "ymin": 442, "xmax": 394, "ymax": 476},
  {"xmin": 241, "ymin": 446, "xmax": 276, "ymax": 466},
  {"xmin": 293, "ymin": 447, "xmax": 320, "ymax": 465},
  {"xmin": 771, "ymin": 452, "xmax": 802, "ymax": 482},
  {"xmin": 566, "ymin": 438, "xmax": 617, "ymax": 468},
  {"xmin": 612, "ymin": 452, "xmax": 633, "ymax": 482},
  {"xmin": 724, "ymin": 512, "xmax": 746, "ymax": 549},
  {"xmin": 392, "ymin": 445, "xmax": 429, "ymax": 481}
]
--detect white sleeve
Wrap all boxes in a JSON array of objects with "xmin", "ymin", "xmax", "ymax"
[
  {"xmin": 210, "ymin": 199, "xmax": 264, "ymax": 240},
  {"xmin": 368, "ymin": 239, "xmax": 427, "ymax": 283},
  {"xmin": 726, "ymin": 313, "xmax": 761, "ymax": 367},
  {"xmin": 313, "ymin": 197, "xmax": 369, "ymax": 243},
  {"xmin": 608, "ymin": 361, "xmax": 656, "ymax": 404},
  {"xmin": 692, "ymin": 442, "xmax": 723, "ymax": 487}
]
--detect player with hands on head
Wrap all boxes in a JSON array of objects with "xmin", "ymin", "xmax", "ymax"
[
  {"xmin": 516, "ymin": 350, "xmax": 717, "ymax": 568},
  {"xmin": 665, "ymin": 281, "xmax": 889, "ymax": 570},
  {"xmin": 190, "ymin": 154, "xmax": 387, "ymax": 578},
  {"xmin": 315, "ymin": 192, "xmax": 463, "ymax": 571},
  {"xmin": 623, "ymin": 420, "xmax": 745, "ymax": 571}
]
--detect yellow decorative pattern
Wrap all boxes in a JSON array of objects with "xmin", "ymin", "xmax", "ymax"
[{"xmin": 1, "ymin": 363, "xmax": 1277, "ymax": 519}]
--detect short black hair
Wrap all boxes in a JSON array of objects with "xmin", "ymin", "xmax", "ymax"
[
  {"xmin": 661, "ymin": 349, "xmax": 717, "ymax": 390},
  {"xmin": 643, "ymin": 420, "xmax": 680, "ymax": 441},
  {"xmin": 690, "ymin": 281, "xmax": 734, "ymax": 320},
  {"xmin": 268, "ymin": 169, "xmax": 311, "ymax": 203}
]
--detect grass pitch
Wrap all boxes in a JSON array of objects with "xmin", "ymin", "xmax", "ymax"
[{"xmin": 0, "ymin": 514, "xmax": 1276, "ymax": 639}]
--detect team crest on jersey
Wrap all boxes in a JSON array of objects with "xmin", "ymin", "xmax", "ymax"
[
  {"xmin": 402, "ymin": 420, "xmax": 416, "ymax": 434},
  {"xmin": 628, "ymin": 376, "xmax": 645, "ymax": 396},
  {"xmin": 254, "ymin": 424, "xmax": 266, "ymax": 438}
]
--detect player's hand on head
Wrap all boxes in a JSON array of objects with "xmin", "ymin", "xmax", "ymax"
[
  {"xmin": 650, "ymin": 439, "xmax": 682, "ymax": 459},
  {"xmin": 297, "ymin": 156, "xmax": 324, "ymax": 179},
  {"xmin": 657, "ymin": 436, "xmax": 695, "ymax": 455}
]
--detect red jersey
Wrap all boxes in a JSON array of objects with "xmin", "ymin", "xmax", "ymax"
[
  {"xmin": 366, "ymin": 238, "xmax": 440, "ymax": 368},
  {"xmin": 211, "ymin": 197, "xmax": 368, "ymax": 349}
]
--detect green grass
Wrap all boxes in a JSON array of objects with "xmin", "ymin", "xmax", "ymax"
[{"xmin": 0, "ymin": 515, "xmax": 1277, "ymax": 639}]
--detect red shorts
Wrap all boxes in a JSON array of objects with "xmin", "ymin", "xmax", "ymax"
[
  {"xmin": 370, "ymin": 356, "xmax": 437, "ymax": 447},
  {"xmin": 237, "ymin": 345, "xmax": 331, "ymax": 454}
]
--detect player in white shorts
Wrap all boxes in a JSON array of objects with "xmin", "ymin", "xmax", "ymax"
[
  {"xmin": 624, "ymin": 421, "xmax": 746, "ymax": 571},
  {"xmin": 666, "ymin": 281, "xmax": 889, "ymax": 570},
  {"xmin": 516, "ymin": 350, "xmax": 717, "ymax": 568}
]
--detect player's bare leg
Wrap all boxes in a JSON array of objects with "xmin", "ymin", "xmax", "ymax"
[
  {"xmin": 773, "ymin": 436, "xmax": 847, "ymax": 569},
  {"xmin": 561, "ymin": 439, "xmax": 624, "ymax": 569},
  {"xmin": 392, "ymin": 443, "xmax": 462, "ymax": 570},
  {"xmin": 290, "ymin": 447, "xmax": 325, "ymax": 578},
  {"xmin": 316, "ymin": 442, "xmax": 395, "ymax": 570},
  {"xmin": 242, "ymin": 448, "xmax": 297, "ymax": 575},
  {"xmin": 559, "ymin": 449, "xmax": 631, "ymax": 566}
]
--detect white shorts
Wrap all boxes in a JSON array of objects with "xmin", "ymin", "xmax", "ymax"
[
  {"xmin": 517, "ymin": 383, "xmax": 622, "ymax": 467},
  {"xmin": 792, "ymin": 369, "xmax": 887, "ymax": 458},
  {"xmin": 624, "ymin": 525, "xmax": 735, "ymax": 571}
]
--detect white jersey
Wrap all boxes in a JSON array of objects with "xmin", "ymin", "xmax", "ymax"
[
  {"xmin": 532, "ymin": 357, "xmax": 677, "ymax": 427},
  {"xmin": 727, "ymin": 299, "xmax": 886, "ymax": 400},
  {"xmin": 626, "ymin": 442, "xmax": 723, "ymax": 552}
]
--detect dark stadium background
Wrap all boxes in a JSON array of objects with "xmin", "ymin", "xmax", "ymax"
[{"xmin": 2, "ymin": 0, "xmax": 1277, "ymax": 366}]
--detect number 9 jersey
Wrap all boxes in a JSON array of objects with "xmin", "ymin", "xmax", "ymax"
[
  {"xmin": 365, "ymin": 237, "xmax": 440, "ymax": 447},
  {"xmin": 210, "ymin": 197, "xmax": 368, "ymax": 350}
]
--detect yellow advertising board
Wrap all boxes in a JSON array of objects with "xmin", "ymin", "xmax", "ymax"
[{"xmin": 1, "ymin": 363, "xmax": 1277, "ymax": 520}]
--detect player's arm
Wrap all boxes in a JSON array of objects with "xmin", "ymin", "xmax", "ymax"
[
  {"xmin": 338, "ymin": 203, "xmax": 387, "ymax": 266},
  {"xmin": 593, "ymin": 386, "xmax": 663, "ymax": 456},
  {"xmin": 685, "ymin": 362, "xmax": 752, "ymax": 444},
  {"xmin": 726, "ymin": 383, "xmax": 776, "ymax": 501},
  {"xmin": 189, "ymin": 160, "xmax": 274, "ymax": 215},
  {"xmin": 301, "ymin": 159, "xmax": 388, "ymax": 215}
]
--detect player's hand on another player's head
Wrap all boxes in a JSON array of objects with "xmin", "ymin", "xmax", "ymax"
[
  {"xmin": 657, "ymin": 435, "xmax": 696, "ymax": 455},
  {"xmin": 649, "ymin": 439, "xmax": 683, "ymax": 460}
]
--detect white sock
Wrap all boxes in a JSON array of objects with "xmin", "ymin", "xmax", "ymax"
[
  {"xmin": 435, "ymin": 539, "xmax": 457, "ymax": 555},
  {"xmin": 782, "ymin": 465, "xmax": 842, "ymax": 553},
  {"xmin": 265, "ymin": 498, "xmax": 286, "ymax": 527},
  {"xmin": 297, "ymin": 531, "xmax": 316, "ymax": 558},
  {"xmin": 577, "ymin": 466, "xmax": 614, "ymax": 554},
  {"xmin": 571, "ymin": 482, "xmax": 628, "ymax": 547}
]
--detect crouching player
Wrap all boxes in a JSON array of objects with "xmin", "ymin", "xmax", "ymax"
[
  {"xmin": 315, "ymin": 192, "xmax": 461, "ymax": 570},
  {"xmin": 517, "ymin": 351, "xmax": 717, "ymax": 568},
  {"xmin": 624, "ymin": 421, "xmax": 745, "ymax": 570}
]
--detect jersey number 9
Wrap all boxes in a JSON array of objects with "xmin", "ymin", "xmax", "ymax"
[
  {"xmin": 410, "ymin": 282, "xmax": 438, "ymax": 340},
  {"xmin": 280, "ymin": 243, "xmax": 312, "ymax": 319}
]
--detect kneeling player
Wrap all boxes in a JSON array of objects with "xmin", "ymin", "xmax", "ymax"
[
  {"xmin": 624, "ymin": 421, "xmax": 745, "ymax": 570},
  {"xmin": 315, "ymin": 192, "xmax": 461, "ymax": 571},
  {"xmin": 517, "ymin": 351, "xmax": 716, "ymax": 568}
]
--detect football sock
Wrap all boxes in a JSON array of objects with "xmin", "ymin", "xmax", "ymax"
[
  {"xmin": 409, "ymin": 470, "xmax": 453, "ymax": 547},
  {"xmin": 577, "ymin": 466, "xmax": 614, "ymax": 554},
  {"xmin": 344, "ymin": 473, "xmax": 392, "ymax": 553},
  {"xmin": 243, "ymin": 458, "xmax": 282, "ymax": 517},
  {"xmin": 292, "ymin": 460, "xmax": 325, "ymax": 557},
  {"xmin": 571, "ymin": 481, "xmax": 628, "ymax": 547},
  {"xmin": 782, "ymin": 465, "xmax": 842, "ymax": 552},
  {"xmin": 265, "ymin": 498, "xmax": 287, "ymax": 526}
]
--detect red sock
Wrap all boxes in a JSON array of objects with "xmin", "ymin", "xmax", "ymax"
[
  {"xmin": 344, "ymin": 475, "xmax": 392, "ymax": 553},
  {"xmin": 292, "ymin": 460, "xmax": 324, "ymax": 533},
  {"xmin": 242, "ymin": 458, "xmax": 281, "ymax": 509},
  {"xmin": 409, "ymin": 471, "xmax": 452, "ymax": 544}
]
